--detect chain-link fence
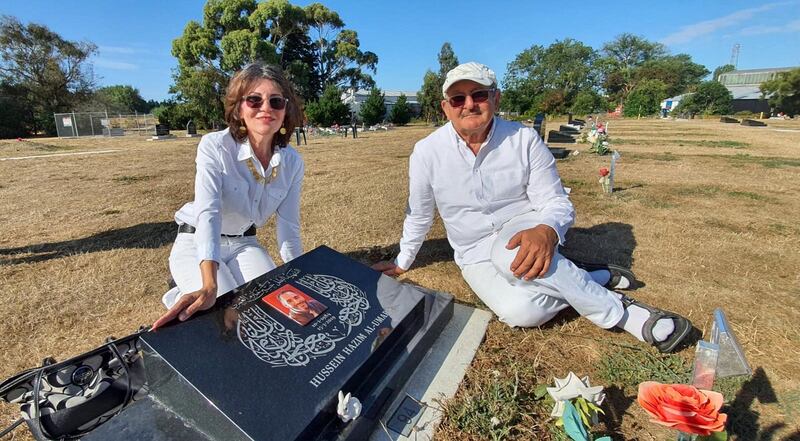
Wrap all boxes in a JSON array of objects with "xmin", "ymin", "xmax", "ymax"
[{"xmin": 54, "ymin": 112, "xmax": 157, "ymax": 137}]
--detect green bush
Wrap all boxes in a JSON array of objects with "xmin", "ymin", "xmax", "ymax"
[
  {"xmin": 388, "ymin": 94, "xmax": 411, "ymax": 125},
  {"xmin": 571, "ymin": 90, "xmax": 609, "ymax": 115},
  {"xmin": 623, "ymin": 79, "xmax": 667, "ymax": 117},
  {"xmin": 360, "ymin": 87, "xmax": 386, "ymax": 126},
  {"xmin": 306, "ymin": 85, "xmax": 351, "ymax": 127}
]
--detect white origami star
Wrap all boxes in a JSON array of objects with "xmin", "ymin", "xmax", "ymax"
[{"xmin": 546, "ymin": 372, "xmax": 605, "ymax": 418}]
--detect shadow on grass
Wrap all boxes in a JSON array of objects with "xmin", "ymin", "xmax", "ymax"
[
  {"xmin": 0, "ymin": 221, "xmax": 176, "ymax": 266},
  {"xmin": 723, "ymin": 367, "xmax": 787, "ymax": 440},
  {"xmin": 344, "ymin": 238, "xmax": 453, "ymax": 270}
]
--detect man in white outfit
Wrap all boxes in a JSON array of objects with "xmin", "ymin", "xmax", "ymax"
[{"xmin": 373, "ymin": 62, "xmax": 690, "ymax": 352}]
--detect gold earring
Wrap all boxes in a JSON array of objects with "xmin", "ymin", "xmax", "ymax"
[
  {"xmin": 238, "ymin": 125, "xmax": 247, "ymax": 134},
  {"xmin": 279, "ymin": 127, "xmax": 287, "ymax": 135}
]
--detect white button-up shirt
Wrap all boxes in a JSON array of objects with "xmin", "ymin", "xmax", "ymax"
[
  {"xmin": 175, "ymin": 128, "xmax": 304, "ymax": 264},
  {"xmin": 396, "ymin": 117, "xmax": 574, "ymax": 270}
]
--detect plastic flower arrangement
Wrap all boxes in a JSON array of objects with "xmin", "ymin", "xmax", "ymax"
[{"xmin": 637, "ymin": 382, "xmax": 728, "ymax": 440}]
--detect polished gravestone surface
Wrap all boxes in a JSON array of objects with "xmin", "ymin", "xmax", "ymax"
[{"xmin": 84, "ymin": 246, "xmax": 453, "ymax": 441}]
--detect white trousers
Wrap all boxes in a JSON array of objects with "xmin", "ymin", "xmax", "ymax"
[
  {"xmin": 461, "ymin": 212, "xmax": 624, "ymax": 329},
  {"xmin": 164, "ymin": 232, "xmax": 276, "ymax": 308}
]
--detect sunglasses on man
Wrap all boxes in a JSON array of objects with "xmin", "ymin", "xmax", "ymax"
[
  {"xmin": 243, "ymin": 94, "xmax": 289, "ymax": 110},
  {"xmin": 446, "ymin": 88, "xmax": 495, "ymax": 108}
]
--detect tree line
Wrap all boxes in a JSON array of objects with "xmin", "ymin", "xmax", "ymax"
[{"xmin": 3, "ymin": 5, "xmax": 800, "ymax": 139}]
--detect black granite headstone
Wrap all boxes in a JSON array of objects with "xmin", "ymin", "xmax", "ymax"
[
  {"xmin": 548, "ymin": 147, "xmax": 569, "ymax": 159},
  {"xmin": 720, "ymin": 116, "xmax": 739, "ymax": 123},
  {"xmin": 155, "ymin": 124, "xmax": 170, "ymax": 136},
  {"xmin": 740, "ymin": 119, "xmax": 767, "ymax": 127},
  {"xmin": 86, "ymin": 246, "xmax": 452, "ymax": 441},
  {"xmin": 533, "ymin": 113, "xmax": 546, "ymax": 139},
  {"xmin": 558, "ymin": 125, "xmax": 581, "ymax": 134},
  {"xmin": 186, "ymin": 120, "xmax": 197, "ymax": 135},
  {"xmin": 547, "ymin": 130, "xmax": 577, "ymax": 144}
]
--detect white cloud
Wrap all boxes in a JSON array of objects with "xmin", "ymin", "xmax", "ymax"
[
  {"xmin": 740, "ymin": 19, "xmax": 800, "ymax": 35},
  {"xmin": 660, "ymin": 3, "xmax": 789, "ymax": 45},
  {"xmin": 94, "ymin": 59, "xmax": 139, "ymax": 70},
  {"xmin": 98, "ymin": 45, "xmax": 147, "ymax": 55}
]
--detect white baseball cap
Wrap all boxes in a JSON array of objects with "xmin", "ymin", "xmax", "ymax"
[{"xmin": 442, "ymin": 62, "xmax": 497, "ymax": 97}]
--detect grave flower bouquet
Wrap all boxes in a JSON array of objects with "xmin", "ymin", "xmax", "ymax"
[{"xmin": 589, "ymin": 134, "xmax": 611, "ymax": 155}]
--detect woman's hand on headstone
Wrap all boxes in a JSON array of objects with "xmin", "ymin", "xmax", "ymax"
[{"xmin": 152, "ymin": 286, "xmax": 217, "ymax": 330}]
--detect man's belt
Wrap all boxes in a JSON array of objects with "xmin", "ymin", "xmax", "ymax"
[{"xmin": 177, "ymin": 224, "xmax": 257, "ymax": 237}]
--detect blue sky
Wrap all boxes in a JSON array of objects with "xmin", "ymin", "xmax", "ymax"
[{"xmin": 3, "ymin": 0, "xmax": 798, "ymax": 101}]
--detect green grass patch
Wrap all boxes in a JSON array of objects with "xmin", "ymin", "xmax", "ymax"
[
  {"xmin": 597, "ymin": 345, "xmax": 691, "ymax": 391},
  {"xmin": 726, "ymin": 191, "xmax": 768, "ymax": 201},
  {"xmin": 562, "ymin": 179, "xmax": 587, "ymax": 189},
  {"xmin": 112, "ymin": 175, "xmax": 152, "ymax": 184},
  {"xmin": 724, "ymin": 154, "xmax": 800, "ymax": 169},
  {"xmin": 704, "ymin": 218, "xmax": 743, "ymax": 234},
  {"xmin": 614, "ymin": 139, "xmax": 748, "ymax": 148},
  {"xmin": 444, "ymin": 371, "xmax": 532, "ymax": 441},
  {"xmin": 713, "ymin": 376, "xmax": 749, "ymax": 404},
  {"xmin": 627, "ymin": 152, "xmax": 680, "ymax": 162},
  {"xmin": 674, "ymin": 185, "xmax": 722, "ymax": 197}
]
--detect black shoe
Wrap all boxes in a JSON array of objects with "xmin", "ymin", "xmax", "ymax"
[
  {"xmin": 572, "ymin": 261, "xmax": 637, "ymax": 290},
  {"xmin": 619, "ymin": 294, "xmax": 692, "ymax": 353}
]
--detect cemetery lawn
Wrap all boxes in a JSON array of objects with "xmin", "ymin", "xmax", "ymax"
[{"xmin": 1, "ymin": 118, "xmax": 799, "ymax": 440}]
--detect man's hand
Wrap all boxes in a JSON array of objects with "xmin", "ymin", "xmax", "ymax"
[
  {"xmin": 152, "ymin": 286, "xmax": 217, "ymax": 331},
  {"xmin": 505, "ymin": 225, "xmax": 558, "ymax": 280},
  {"xmin": 371, "ymin": 261, "xmax": 407, "ymax": 277}
]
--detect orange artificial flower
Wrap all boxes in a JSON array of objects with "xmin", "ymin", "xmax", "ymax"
[{"xmin": 637, "ymin": 382, "xmax": 727, "ymax": 436}]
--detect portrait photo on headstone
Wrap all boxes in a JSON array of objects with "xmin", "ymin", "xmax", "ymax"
[{"xmin": 262, "ymin": 283, "xmax": 328, "ymax": 326}]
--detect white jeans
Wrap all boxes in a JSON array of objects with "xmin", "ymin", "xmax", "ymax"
[
  {"xmin": 461, "ymin": 212, "xmax": 624, "ymax": 329},
  {"xmin": 164, "ymin": 232, "xmax": 276, "ymax": 308}
]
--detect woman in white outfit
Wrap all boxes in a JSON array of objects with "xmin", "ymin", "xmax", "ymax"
[{"xmin": 152, "ymin": 63, "xmax": 304, "ymax": 330}]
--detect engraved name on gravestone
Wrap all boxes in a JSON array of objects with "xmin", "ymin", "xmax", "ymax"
[{"xmin": 139, "ymin": 246, "xmax": 453, "ymax": 441}]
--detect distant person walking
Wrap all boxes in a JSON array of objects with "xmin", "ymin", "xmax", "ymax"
[
  {"xmin": 372, "ymin": 62, "xmax": 691, "ymax": 352},
  {"xmin": 153, "ymin": 62, "xmax": 305, "ymax": 330}
]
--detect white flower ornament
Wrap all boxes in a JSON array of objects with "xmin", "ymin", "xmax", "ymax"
[{"xmin": 546, "ymin": 372, "xmax": 605, "ymax": 418}]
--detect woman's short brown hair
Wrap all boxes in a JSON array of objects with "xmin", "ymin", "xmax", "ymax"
[{"xmin": 224, "ymin": 62, "xmax": 303, "ymax": 148}]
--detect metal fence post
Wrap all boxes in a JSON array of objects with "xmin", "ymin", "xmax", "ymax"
[{"xmin": 71, "ymin": 112, "xmax": 77, "ymax": 137}]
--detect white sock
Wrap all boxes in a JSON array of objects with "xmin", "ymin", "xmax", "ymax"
[
  {"xmin": 589, "ymin": 269, "xmax": 631, "ymax": 290},
  {"xmin": 614, "ymin": 294, "xmax": 675, "ymax": 342}
]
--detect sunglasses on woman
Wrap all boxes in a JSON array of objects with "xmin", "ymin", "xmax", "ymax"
[
  {"xmin": 446, "ymin": 88, "xmax": 495, "ymax": 107},
  {"xmin": 243, "ymin": 94, "xmax": 289, "ymax": 110}
]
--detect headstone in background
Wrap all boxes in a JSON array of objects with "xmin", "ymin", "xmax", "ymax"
[
  {"xmin": 547, "ymin": 130, "xmax": 576, "ymax": 144},
  {"xmin": 533, "ymin": 113, "xmax": 546, "ymax": 139},
  {"xmin": 720, "ymin": 116, "xmax": 739, "ymax": 123},
  {"xmin": 185, "ymin": 120, "xmax": 200, "ymax": 137},
  {"xmin": 148, "ymin": 124, "xmax": 176, "ymax": 141},
  {"xmin": 740, "ymin": 119, "xmax": 767, "ymax": 127}
]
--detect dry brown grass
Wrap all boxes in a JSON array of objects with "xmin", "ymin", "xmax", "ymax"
[{"xmin": 1, "ymin": 118, "xmax": 799, "ymax": 440}]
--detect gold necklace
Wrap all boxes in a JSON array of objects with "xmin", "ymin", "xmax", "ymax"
[
  {"xmin": 246, "ymin": 159, "xmax": 266, "ymax": 185},
  {"xmin": 246, "ymin": 156, "xmax": 279, "ymax": 184}
]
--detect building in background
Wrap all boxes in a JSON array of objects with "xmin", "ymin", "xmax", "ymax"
[
  {"xmin": 341, "ymin": 89, "xmax": 420, "ymax": 121},
  {"xmin": 718, "ymin": 67, "xmax": 798, "ymax": 114}
]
